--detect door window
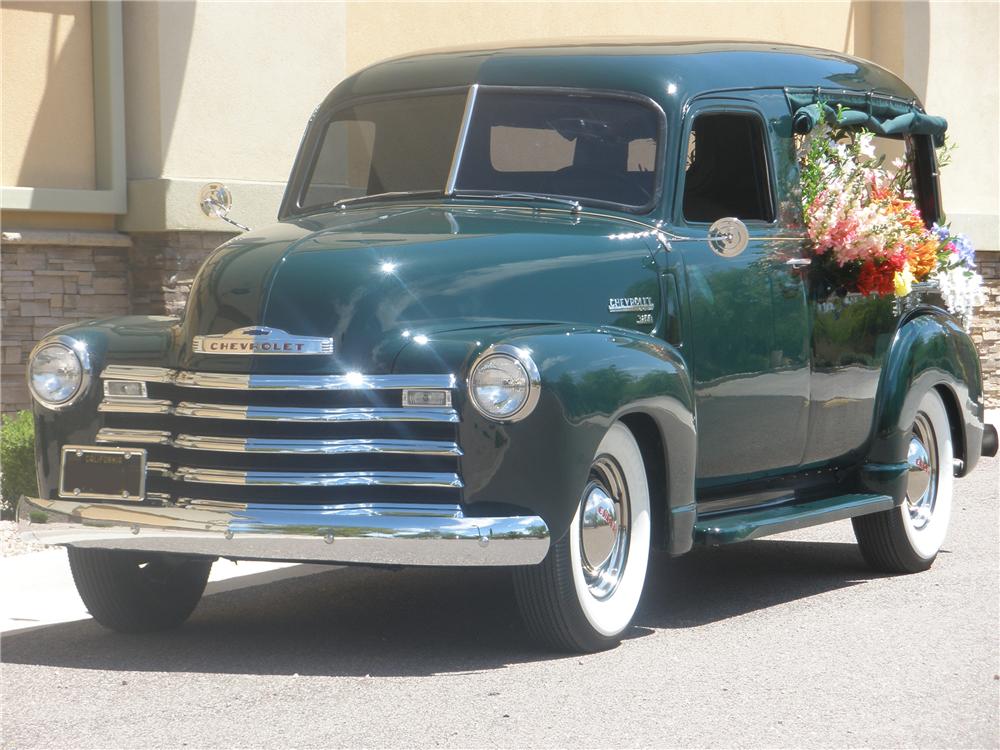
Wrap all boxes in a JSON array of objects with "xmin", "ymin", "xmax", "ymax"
[{"xmin": 682, "ymin": 113, "xmax": 774, "ymax": 223}]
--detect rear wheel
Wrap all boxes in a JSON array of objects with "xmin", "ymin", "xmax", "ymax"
[
  {"xmin": 68, "ymin": 548, "xmax": 213, "ymax": 632},
  {"xmin": 513, "ymin": 422, "xmax": 651, "ymax": 652},
  {"xmin": 853, "ymin": 389, "xmax": 954, "ymax": 573}
]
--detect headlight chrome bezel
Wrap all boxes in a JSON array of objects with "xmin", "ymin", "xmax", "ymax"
[
  {"xmin": 467, "ymin": 344, "xmax": 541, "ymax": 423},
  {"xmin": 27, "ymin": 335, "xmax": 92, "ymax": 410}
]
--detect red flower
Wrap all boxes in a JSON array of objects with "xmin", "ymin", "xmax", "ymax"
[{"xmin": 856, "ymin": 258, "xmax": 899, "ymax": 296}]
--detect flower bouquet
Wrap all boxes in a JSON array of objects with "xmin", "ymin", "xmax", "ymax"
[{"xmin": 798, "ymin": 117, "xmax": 984, "ymax": 326}]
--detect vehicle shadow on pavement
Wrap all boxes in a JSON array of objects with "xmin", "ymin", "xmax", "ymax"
[
  {"xmin": 0, "ymin": 538, "xmax": 881, "ymax": 676},
  {"xmin": 635, "ymin": 537, "xmax": 880, "ymax": 631}
]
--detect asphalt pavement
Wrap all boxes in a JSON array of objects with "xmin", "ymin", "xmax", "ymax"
[{"xmin": 2, "ymin": 455, "xmax": 997, "ymax": 749}]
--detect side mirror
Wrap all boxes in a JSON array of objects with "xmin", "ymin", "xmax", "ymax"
[
  {"xmin": 198, "ymin": 183, "xmax": 250, "ymax": 231},
  {"xmin": 707, "ymin": 217, "xmax": 749, "ymax": 257}
]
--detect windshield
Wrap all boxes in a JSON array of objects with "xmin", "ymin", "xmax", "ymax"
[
  {"xmin": 299, "ymin": 92, "xmax": 467, "ymax": 210},
  {"xmin": 297, "ymin": 88, "xmax": 662, "ymax": 213}
]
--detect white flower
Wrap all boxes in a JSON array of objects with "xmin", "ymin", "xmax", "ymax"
[
  {"xmin": 858, "ymin": 132, "xmax": 876, "ymax": 158},
  {"xmin": 932, "ymin": 266, "xmax": 986, "ymax": 329}
]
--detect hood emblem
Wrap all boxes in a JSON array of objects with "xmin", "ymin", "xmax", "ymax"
[{"xmin": 192, "ymin": 327, "xmax": 334, "ymax": 355}]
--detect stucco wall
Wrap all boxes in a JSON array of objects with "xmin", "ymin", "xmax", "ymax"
[
  {"xmin": 1, "ymin": 1, "xmax": 97, "ymax": 190},
  {"xmin": 921, "ymin": 2, "xmax": 999, "ymax": 251},
  {"xmin": 119, "ymin": 0, "xmax": 347, "ymax": 232},
  {"xmin": 343, "ymin": 1, "xmax": 867, "ymax": 73}
]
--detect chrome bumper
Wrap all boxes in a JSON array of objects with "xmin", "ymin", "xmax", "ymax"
[{"xmin": 16, "ymin": 496, "xmax": 550, "ymax": 566}]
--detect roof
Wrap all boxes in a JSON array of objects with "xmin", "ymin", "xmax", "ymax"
[{"xmin": 323, "ymin": 39, "xmax": 920, "ymax": 112}]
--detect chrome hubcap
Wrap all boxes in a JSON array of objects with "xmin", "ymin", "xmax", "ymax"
[
  {"xmin": 581, "ymin": 484, "xmax": 618, "ymax": 570},
  {"xmin": 906, "ymin": 413, "xmax": 938, "ymax": 530},
  {"xmin": 579, "ymin": 456, "xmax": 629, "ymax": 599}
]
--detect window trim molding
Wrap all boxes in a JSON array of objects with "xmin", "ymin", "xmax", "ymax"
[{"xmin": 0, "ymin": 1, "xmax": 127, "ymax": 215}]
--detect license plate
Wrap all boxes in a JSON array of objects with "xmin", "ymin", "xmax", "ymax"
[{"xmin": 59, "ymin": 446, "xmax": 146, "ymax": 501}]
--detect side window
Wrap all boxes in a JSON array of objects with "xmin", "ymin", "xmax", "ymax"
[{"xmin": 682, "ymin": 113, "xmax": 774, "ymax": 223}]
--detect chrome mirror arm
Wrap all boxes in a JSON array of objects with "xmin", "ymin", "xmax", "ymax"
[{"xmin": 198, "ymin": 183, "xmax": 251, "ymax": 232}]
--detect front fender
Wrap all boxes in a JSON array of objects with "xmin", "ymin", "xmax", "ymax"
[
  {"xmin": 29, "ymin": 316, "xmax": 180, "ymax": 499},
  {"xmin": 866, "ymin": 309, "xmax": 985, "ymax": 496},
  {"xmin": 393, "ymin": 324, "xmax": 697, "ymax": 550}
]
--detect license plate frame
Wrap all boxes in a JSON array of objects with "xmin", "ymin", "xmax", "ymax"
[{"xmin": 59, "ymin": 445, "xmax": 147, "ymax": 502}]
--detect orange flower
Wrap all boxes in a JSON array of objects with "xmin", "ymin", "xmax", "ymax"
[{"xmin": 906, "ymin": 239, "xmax": 939, "ymax": 279}]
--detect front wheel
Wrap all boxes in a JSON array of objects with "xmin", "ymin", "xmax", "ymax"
[
  {"xmin": 68, "ymin": 548, "xmax": 213, "ymax": 632},
  {"xmin": 853, "ymin": 389, "xmax": 954, "ymax": 573},
  {"xmin": 513, "ymin": 422, "xmax": 651, "ymax": 652}
]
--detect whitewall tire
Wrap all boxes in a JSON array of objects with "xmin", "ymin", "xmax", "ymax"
[
  {"xmin": 513, "ymin": 422, "xmax": 651, "ymax": 652},
  {"xmin": 853, "ymin": 389, "xmax": 954, "ymax": 573}
]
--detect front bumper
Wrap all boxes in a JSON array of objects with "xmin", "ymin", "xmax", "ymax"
[{"xmin": 17, "ymin": 496, "xmax": 550, "ymax": 566}]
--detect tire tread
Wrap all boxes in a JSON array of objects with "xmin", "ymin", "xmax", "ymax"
[{"xmin": 68, "ymin": 548, "xmax": 211, "ymax": 633}]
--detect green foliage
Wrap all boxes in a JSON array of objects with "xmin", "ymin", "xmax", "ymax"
[{"xmin": 1, "ymin": 411, "xmax": 37, "ymax": 520}]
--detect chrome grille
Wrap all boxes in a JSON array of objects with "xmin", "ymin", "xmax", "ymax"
[{"xmin": 96, "ymin": 366, "xmax": 462, "ymax": 506}]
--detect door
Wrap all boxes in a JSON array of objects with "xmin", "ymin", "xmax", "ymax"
[{"xmin": 675, "ymin": 97, "xmax": 811, "ymax": 485}]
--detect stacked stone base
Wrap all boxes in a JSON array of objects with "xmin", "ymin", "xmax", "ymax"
[
  {"xmin": 1, "ymin": 232, "xmax": 998, "ymax": 413},
  {"xmin": 970, "ymin": 251, "xmax": 999, "ymax": 408}
]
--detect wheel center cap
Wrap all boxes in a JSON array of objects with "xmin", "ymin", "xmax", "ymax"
[
  {"xmin": 581, "ymin": 483, "xmax": 618, "ymax": 571},
  {"xmin": 906, "ymin": 435, "xmax": 932, "ymax": 504}
]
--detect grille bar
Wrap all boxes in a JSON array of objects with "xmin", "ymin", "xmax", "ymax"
[
  {"xmin": 174, "ymin": 402, "xmax": 460, "ymax": 423},
  {"xmin": 99, "ymin": 398, "xmax": 172, "ymax": 415},
  {"xmin": 174, "ymin": 467, "xmax": 464, "ymax": 488},
  {"xmin": 96, "ymin": 428, "xmax": 172, "ymax": 445},
  {"xmin": 96, "ymin": 428, "xmax": 462, "ymax": 456},
  {"xmin": 101, "ymin": 365, "xmax": 456, "ymax": 391},
  {"xmin": 174, "ymin": 435, "xmax": 462, "ymax": 455},
  {"xmin": 99, "ymin": 399, "xmax": 458, "ymax": 422}
]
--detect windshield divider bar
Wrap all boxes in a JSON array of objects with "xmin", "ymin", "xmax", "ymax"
[{"xmin": 445, "ymin": 83, "xmax": 479, "ymax": 195}]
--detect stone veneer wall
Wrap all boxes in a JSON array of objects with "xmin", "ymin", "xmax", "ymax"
[
  {"xmin": 971, "ymin": 250, "xmax": 999, "ymax": 408},
  {"xmin": 1, "ymin": 232, "xmax": 999, "ymax": 413},
  {"xmin": 128, "ymin": 231, "xmax": 236, "ymax": 316}
]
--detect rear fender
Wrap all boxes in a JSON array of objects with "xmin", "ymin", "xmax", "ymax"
[{"xmin": 865, "ymin": 310, "xmax": 985, "ymax": 497}]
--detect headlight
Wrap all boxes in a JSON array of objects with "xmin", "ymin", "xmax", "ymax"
[
  {"xmin": 468, "ymin": 345, "xmax": 540, "ymax": 422},
  {"xmin": 27, "ymin": 337, "xmax": 91, "ymax": 409}
]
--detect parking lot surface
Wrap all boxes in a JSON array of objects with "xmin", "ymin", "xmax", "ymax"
[{"xmin": 2, "ymin": 456, "xmax": 997, "ymax": 749}]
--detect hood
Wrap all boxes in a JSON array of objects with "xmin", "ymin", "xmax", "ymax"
[{"xmin": 178, "ymin": 205, "xmax": 659, "ymax": 374}]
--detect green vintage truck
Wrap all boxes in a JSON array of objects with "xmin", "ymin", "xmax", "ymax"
[{"xmin": 20, "ymin": 40, "xmax": 996, "ymax": 652}]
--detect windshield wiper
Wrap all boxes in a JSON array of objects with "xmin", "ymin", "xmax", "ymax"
[
  {"xmin": 451, "ymin": 190, "xmax": 582, "ymax": 213},
  {"xmin": 329, "ymin": 190, "xmax": 444, "ymax": 210}
]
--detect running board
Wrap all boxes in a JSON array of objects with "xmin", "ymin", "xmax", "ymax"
[{"xmin": 693, "ymin": 493, "xmax": 895, "ymax": 546}]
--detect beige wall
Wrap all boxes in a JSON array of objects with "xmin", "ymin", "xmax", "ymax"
[
  {"xmin": 344, "ymin": 1, "xmax": 867, "ymax": 72},
  {"xmin": 1, "ymin": 1, "xmax": 97, "ymax": 190},
  {"xmin": 921, "ymin": 2, "xmax": 999, "ymax": 249},
  {"xmin": 1, "ymin": 0, "xmax": 997, "ymax": 248},
  {"xmin": 119, "ymin": 0, "xmax": 346, "ymax": 231}
]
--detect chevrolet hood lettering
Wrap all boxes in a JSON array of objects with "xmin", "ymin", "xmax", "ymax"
[
  {"xmin": 608, "ymin": 296, "xmax": 654, "ymax": 313},
  {"xmin": 193, "ymin": 327, "xmax": 334, "ymax": 355}
]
